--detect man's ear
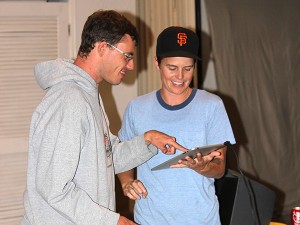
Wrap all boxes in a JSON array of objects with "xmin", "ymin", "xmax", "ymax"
[
  {"xmin": 96, "ymin": 42, "xmax": 108, "ymax": 57},
  {"xmin": 154, "ymin": 56, "xmax": 160, "ymax": 70}
]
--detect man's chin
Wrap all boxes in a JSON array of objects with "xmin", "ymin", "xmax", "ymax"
[{"xmin": 112, "ymin": 80, "xmax": 122, "ymax": 85}]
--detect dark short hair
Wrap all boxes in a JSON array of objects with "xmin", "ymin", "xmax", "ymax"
[{"xmin": 78, "ymin": 10, "xmax": 139, "ymax": 58}]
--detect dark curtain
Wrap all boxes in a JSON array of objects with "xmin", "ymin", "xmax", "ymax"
[{"xmin": 205, "ymin": 0, "xmax": 300, "ymax": 221}]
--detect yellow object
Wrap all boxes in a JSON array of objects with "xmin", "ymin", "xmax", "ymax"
[{"xmin": 269, "ymin": 222, "xmax": 287, "ymax": 225}]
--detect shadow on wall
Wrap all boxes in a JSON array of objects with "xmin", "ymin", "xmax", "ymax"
[
  {"xmin": 98, "ymin": 12, "xmax": 153, "ymax": 221},
  {"xmin": 199, "ymin": 30, "xmax": 248, "ymax": 173},
  {"xmin": 199, "ymin": 31, "xmax": 212, "ymax": 88},
  {"xmin": 213, "ymin": 91, "xmax": 248, "ymax": 171}
]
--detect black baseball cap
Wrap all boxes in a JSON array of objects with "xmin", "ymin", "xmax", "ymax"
[{"xmin": 156, "ymin": 26, "xmax": 201, "ymax": 60}]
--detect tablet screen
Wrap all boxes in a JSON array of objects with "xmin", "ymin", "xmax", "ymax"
[{"xmin": 151, "ymin": 143, "xmax": 225, "ymax": 171}]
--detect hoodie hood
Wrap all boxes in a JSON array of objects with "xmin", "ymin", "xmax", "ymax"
[{"xmin": 34, "ymin": 58, "xmax": 97, "ymax": 92}]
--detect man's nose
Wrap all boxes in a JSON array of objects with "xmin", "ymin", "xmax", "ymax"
[{"xmin": 126, "ymin": 59, "xmax": 134, "ymax": 70}]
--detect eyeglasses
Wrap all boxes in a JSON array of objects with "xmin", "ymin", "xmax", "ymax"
[{"xmin": 107, "ymin": 43, "xmax": 134, "ymax": 62}]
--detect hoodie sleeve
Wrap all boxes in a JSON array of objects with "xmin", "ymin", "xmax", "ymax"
[
  {"xmin": 33, "ymin": 90, "xmax": 119, "ymax": 225},
  {"xmin": 111, "ymin": 132, "xmax": 158, "ymax": 174}
]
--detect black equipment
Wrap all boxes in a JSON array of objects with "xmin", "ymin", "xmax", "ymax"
[{"xmin": 215, "ymin": 169, "xmax": 276, "ymax": 225}]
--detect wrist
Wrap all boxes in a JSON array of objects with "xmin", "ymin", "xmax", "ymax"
[
  {"xmin": 144, "ymin": 130, "xmax": 152, "ymax": 146},
  {"xmin": 121, "ymin": 179, "xmax": 134, "ymax": 189}
]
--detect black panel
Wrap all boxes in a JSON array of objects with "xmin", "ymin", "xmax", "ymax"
[{"xmin": 215, "ymin": 170, "xmax": 276, "ymax": 225}]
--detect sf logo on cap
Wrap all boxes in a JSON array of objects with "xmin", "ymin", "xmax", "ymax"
[{"xmin": 177, "ymin": 33, "xmax": 187, "ymax": 46}]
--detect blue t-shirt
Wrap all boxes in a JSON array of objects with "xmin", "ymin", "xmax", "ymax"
[{"xmin": 118, "ymin": 89, "xmax": 236, "ymax": 225}]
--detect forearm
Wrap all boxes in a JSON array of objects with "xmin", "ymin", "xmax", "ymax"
[{"xmin": 117, "ymin": 169, "xmax": 135, "ymax": 188}]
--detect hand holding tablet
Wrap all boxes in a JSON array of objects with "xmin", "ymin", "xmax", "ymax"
[{"xmin": 151, "ymin": 143, "xmax": 225, "ymax": 171}]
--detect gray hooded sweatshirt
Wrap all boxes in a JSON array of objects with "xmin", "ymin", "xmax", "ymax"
[{"xmin": 21, "ymin": 59, "xmax": 157, "ymax": 225}]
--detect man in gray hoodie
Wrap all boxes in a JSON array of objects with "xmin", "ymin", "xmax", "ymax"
[{"xmin": 21, "ymin": 10, "xmax": 187, "ymax": 225}]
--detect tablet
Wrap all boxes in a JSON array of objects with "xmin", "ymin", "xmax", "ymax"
[{"xmin": 151, "ymin": 143, "xmax": 225, "ymax": 171}]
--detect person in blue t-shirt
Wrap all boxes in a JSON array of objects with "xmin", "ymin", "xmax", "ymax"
[{"xmin": 117, "ymin": 26, "xmax": 236, "ymax": 225}]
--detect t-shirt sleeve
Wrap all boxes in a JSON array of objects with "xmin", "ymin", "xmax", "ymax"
[{"xmin": 118, "ymin": 101, "xmax": 136, "ymax": 141}]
